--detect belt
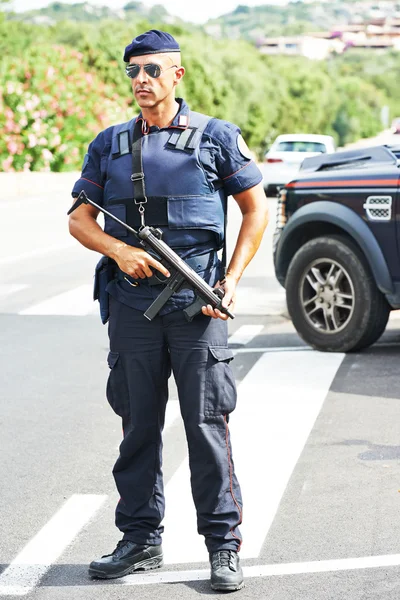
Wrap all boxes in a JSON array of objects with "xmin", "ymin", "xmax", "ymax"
[{"xmin": 117, "ymin": 250, "xmax": 218, "ymax": 287}]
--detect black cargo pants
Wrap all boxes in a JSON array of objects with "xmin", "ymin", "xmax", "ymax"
[{"xmin": 106, "ymin": 295, "xmax": 243, "ymax": 553}]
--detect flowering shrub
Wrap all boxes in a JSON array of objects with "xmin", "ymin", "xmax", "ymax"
[{"xmin": 0, "ymin": 44, "xmax": 132, "ymax": 171}]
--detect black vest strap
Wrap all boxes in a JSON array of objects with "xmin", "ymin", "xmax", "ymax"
[{"xmin": 131, "ymin": 120, "xmax": 147, "ymax": 205}]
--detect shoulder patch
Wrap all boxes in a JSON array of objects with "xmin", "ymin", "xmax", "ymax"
[{"xmin": 237, "ymin": 135, "xmax": 253, "ymax": 160}]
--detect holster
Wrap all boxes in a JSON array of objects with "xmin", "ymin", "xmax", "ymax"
[{"xmin": 93, "ymin": 256, "xmax": 116, "ymax": 324}]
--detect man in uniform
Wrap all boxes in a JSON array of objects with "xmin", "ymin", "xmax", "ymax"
[{"xmin": 69, "ymin": 29, "xmax": 268, "ymax": 592}]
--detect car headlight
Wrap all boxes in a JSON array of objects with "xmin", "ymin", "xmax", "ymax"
[{"xmin": 275, "ymin": 188, "xmax": 288, "ymax": 229}]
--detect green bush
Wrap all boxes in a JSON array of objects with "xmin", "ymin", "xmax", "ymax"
[{"xmin": 0, "ymin": 44, "xmax": 130, "ymax": 171}]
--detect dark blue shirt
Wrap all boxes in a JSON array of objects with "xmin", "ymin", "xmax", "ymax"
[{"xmin": 72, "ymin": 99, "xmax": 262, "ymax": 314}]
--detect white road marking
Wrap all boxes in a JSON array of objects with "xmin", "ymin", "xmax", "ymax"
[
  {"xmin": 122, "ymin": 553, "xmax": 400, "ymax": 586},
  {"xmin": 162, "ymin": 457, "xmax": 205, "ymax": 564},
  {"xmin": 228, "ymin": 324, "xmax": 264, "ymax": 346},
  {"xmin": 231, "ymin": 350, "xmax": 344, "ymax": 558},
  {"xmin": 0, "ymin": 494, "xmax": 107, "ymax": 597},
  {"xmin": 0, "ymin": 284, "xmax": 29, "ymax": 297},
  {"xmin": 234, "ymin": 345, "xmax": 311, "ymax": 354},
  {"xmin": 164, "ymin": 400, "xmax": 181, "ymax": 430},
  {"xmin": 161, "ymin": 349, "xmax": 344, "ymax": 564},
  {"xmin": 19, "ymin": 285, "xmax": 96, "ymax": 316},
  {"xmin": 0, "ymin": 241, "xmax": 77, "ymax": 266}
]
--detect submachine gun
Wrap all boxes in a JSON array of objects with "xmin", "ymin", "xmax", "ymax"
[{"xmin": 68, "ymin": 190, "xmax": 234, "ymax": 322}]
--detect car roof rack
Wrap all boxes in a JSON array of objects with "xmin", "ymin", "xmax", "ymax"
[{"xmin": 300, "ymin": 145, "xmax": 397, "ymax": 172}]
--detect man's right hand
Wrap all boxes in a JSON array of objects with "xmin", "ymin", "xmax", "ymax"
[{"xmin": 112, "ymin": 243, "xmax": 170, "ymax": 280}]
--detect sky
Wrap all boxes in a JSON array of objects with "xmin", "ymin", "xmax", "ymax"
[{"xmin": 9, "ymin": 0, "xmax": 289, "ymax": 23}]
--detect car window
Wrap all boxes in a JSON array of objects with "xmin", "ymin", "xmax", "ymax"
[{"xmin": 275, "ymin": 141, "xmax": 327, "ymax": 153}]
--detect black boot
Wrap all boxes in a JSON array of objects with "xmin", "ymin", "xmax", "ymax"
[
  {"xmin": 89, "ymin": 540, "xmax": 163, "ymax": 579},
  {"xmin": 210, "ymin": 550, "xmax": 244, "ymax": 591}
]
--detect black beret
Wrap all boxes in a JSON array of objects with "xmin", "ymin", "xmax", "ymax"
[{"xmin": 123, "ymin": 29, "xmax": 180, "ymax": 62}]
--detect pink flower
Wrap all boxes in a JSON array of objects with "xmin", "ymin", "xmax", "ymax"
[
  {"xmin": 5, "ymin": 120, "xmax": 15, "ymax": 133},
  {"xmin": 42, "ymin": 148, "xmax": 53, "ymax": 161},
  {"xmin": 28, "ymin": 133, "xmax": 37, "ymax": 148},
  {"xmin": 46, "ymin": 66, "xmax": 55, "ymax": 78},
  {"xmin": 51, "ymin": 134, "xmax": 61, "ymax": 146},
  {"xmin": 4, "ymin": 107, "xmax": 14, "ymax": 120},
  {"xmin": 7, "ymin": 140, "xmax": 18, "ymax": 155},
  {"xmin": 2, "ymin": 156, "xmax": 14, "ymax": 171}
]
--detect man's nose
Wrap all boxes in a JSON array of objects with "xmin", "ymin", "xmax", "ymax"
[{"xmin": 137, "ymin": 66, "xmax": 149, "ymax": 83}]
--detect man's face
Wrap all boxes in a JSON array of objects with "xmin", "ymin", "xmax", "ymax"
[{"xmin": 128, "ymin": 53, "xmax": 184, "ymax": 109}]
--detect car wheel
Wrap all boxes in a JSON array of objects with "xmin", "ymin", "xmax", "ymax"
[{"xmin": 285, "ymin": 235, "xmax": 390, "ymax": 352}]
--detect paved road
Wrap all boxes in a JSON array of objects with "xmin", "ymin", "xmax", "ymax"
[{"xmin": 1, "ymin": 185, "xmax": 400, "ymax": 599}]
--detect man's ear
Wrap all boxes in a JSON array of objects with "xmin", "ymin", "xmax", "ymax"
[{"xmin": 174, "ymin": 66, "xmax": 185, "ymax": 85}]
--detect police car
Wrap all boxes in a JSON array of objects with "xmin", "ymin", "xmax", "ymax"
[{"xmin": 273, "ymin": 144, "xmax": 400, "ymax": 352}]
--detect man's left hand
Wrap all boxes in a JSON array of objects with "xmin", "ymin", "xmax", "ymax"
[{"xmin": 201, "ymin": 276, "xmax": 236, "ymax": 320}]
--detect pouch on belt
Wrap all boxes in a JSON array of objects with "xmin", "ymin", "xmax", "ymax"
[{"xmin": 93, "ymin": 256, "xmax": 115, "ymax": 324}]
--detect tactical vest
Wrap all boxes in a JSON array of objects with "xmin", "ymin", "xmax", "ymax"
[{"xmin": 102, "ymin": 111, "xmax": 226, "ymax": 249}]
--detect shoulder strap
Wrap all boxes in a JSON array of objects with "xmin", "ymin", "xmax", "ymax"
[
  {"xmin": 131, "ymin": 120, "xmax": 147, "ymax": 206},
  {"xmin": 167, "ymin": 111, "xmax": 212, "ymax": 153},
  {"xmin": 111, "ymin": 119, "xmax": 135, "ymax": 158}
]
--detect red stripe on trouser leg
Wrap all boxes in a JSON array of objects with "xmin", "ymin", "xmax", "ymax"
[{"xmin": 224, "ymin": 415, "xmax": 243, "ymax": 551}]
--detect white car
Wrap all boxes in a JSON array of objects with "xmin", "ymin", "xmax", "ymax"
[{"xmin": 261, "ymin": 134, "xmax": 336, "ymax": 195}]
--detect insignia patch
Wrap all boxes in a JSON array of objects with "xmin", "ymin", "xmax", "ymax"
[
  {"xmin": 179, "ymin": 115, "xmax": 188, "ymax": 127},
  {"xmin": 237, "ymin": 135, "xmax": 253, "ymax": 160}
]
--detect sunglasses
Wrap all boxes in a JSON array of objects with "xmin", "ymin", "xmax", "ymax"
[{"xmin": 125, "ymin": 63, "xmax": 177, "ymax": 79}]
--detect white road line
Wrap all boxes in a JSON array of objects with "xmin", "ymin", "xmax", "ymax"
[
  {"xmin": 19, "ymin": 285, "xmax": 96, "ymax": 316},
  {"xmin": 231, "ymin": 350, "xmax": 344, "ymax": 559},
  {"xmin": 161, "ymin": 349, "xmax": 344, "ymax": 564},
  {"xmin": 122, "ymin": 553, "xmax": 400, "ymax": 586},
  {"xmin": 164, "ymin": 400, "xmax": 181, "ymax": 430},
  {"xmin": 0, "ymin": 494, "xmax": 106, "ymax": 597},
  {"xmin": 228, "ymin": 324, "xmax": 264, "ymax": 346},
  {"xmin": 234, "ymin": 345, "xmax": 311, "ymax": 354},
  {"xmin": 0, "ymin": 241, "xmax": 77, "ymax": 266},
  {"xmin": 162, "ymin": 457, "xmax": 205, "ymax": 564},
  {"xmin": 0, "ymin": 284, "xmax": 29, "ymax": 297}
]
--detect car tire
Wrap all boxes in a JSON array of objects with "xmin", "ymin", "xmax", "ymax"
[{"xmin": 285, "ymin": 235, "xmax": 390, "ymax": 352}]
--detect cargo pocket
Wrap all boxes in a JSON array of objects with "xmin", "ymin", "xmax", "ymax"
[
  {"xmin": 204, "ymin": 347, "xmax": 237, "ymax": 418},
  {"xmin": 106, "ymin": 351, "xmax": 130, "ymax": 420}
]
